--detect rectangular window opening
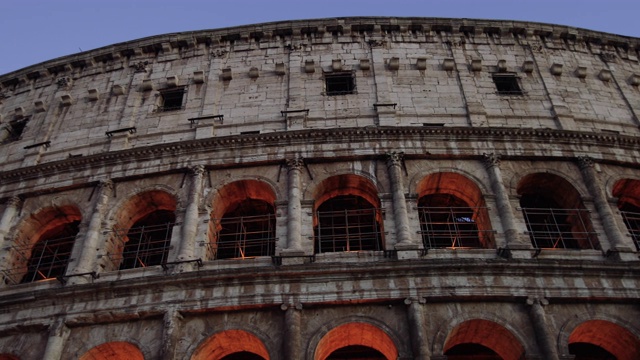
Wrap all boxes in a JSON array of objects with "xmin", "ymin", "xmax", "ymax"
[
  {"xmin": 492, "ymin": 74, "xmax": 523, "ymax": 95},
  {"xmin": 3, "ymin": 118, "xmax": 28, "ymax": 143},
  {"xmin": 325, "ymin": 72, "xmax": 355, "ymax": 96},
  {"xmin": 160, "ymin": 88, "xmax": 185, "ymax": 112}
]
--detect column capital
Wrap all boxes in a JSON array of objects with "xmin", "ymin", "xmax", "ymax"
[
  {"xmin": 577, "ymin": 155, "xmax": 594, "ymax": 169},
  {"xmin": 286, "ymin": 157, "xmax": 304, "ymax": 171},
  {"xmin": 5, "ymin": 196, "xmax": 22, "ymax": 208},
  {"xmin": 385, "ymin": 151, "xmax": 404, "ymax": 167},
  {"xmin": 189, "ymin": 165, "xmax": 206, "ymax": 177},
  {"xmin": 482, "ymin": 152, "xmax": 501, "ymax": 168},
  {"xmin": 526, "ymin": 296, "xmax": 549, "ymax": 306},
  {"xmin": 98, "ymin": 179, "xmax": 113, "ymax": 192}
]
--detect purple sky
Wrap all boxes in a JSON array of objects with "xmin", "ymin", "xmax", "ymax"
[{"xmin": 1, "ymin": 0, "xmax": 638, "ymax": 76}]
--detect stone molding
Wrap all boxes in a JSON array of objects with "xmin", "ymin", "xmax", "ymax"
[{"xmin": 2, "ymin": 126, "xmax": 640, "ymax": 189}]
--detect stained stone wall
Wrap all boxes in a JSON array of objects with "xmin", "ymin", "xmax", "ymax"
[{"xmin": 0, "ymin": 17, "xmax": 639, "ymax": 360}]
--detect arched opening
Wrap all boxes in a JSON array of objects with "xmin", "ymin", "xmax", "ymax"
[
  {"xmin": 314, "ymin": 322, "xmax": 398, "ymax": 360},
  {"xmin": 313, "ymin": 175, "xmax": 383, "ymax": 253},
  {"xmin": 111, "ymin": 190, "xmax": 176, "ymax": 270},
  {"xmin": 416, "ymin": 173, "xmax": 493, "ymax": 249},
  {"xmin": 443, "ymin": 319, "xmax": 525, "ymax": 360},
  {"xmin": 190, "ymin": 329, "xmax": 269, "ymax": 360},
  {"xmin": 612, "ymin": 179, "xmax": 640, "ymax": 251},
  {"xmin": 5, "ymin": 205, "xmax": 81, "ymax": 285},
  {"xmin": 568, "ymin": 320, "xmax": 640, "ymax": 360},
  {"xmin": 209, "ymin": 180, "xmax": 277, "ymax": 260},
  {"xmin": 517, "ymin": 173, "xmax": 598, "ymax": 250},
  {"xmin": 79, "ymin": 341, "xmax": 144, "ymax": 360}
]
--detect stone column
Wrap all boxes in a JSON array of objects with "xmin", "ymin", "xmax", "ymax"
[
  {"xmin": 178, "ymin": 165, "xmax": 205, "ymax": 265},
  {"xmin": 283, "ymin": 304, "xmax": 302, "ymax": 360},
  {"xmin": 482, "ymin": 154, "xmax": 530, "ymax": 253},
  {"xmin": 0, "ymin": 196, "xmax": 21, "ymax": 251},
  {"xmin": 386, "ymin": 152, "xmax": 414, "ymax": 249},
  {"xmin": 406, "ymin": 299, "xmax": 430, "ymax": 359},
  {"xmin": 42, "ymin": 318, "xmax": 70, "ymax": 360},
  {"xmin": 283, "ymin": 158, "xmax": 304, "ymax": 254},
  {"xmin": 527, "ymin": 297, "xmax": 559, "ymax": 360},
  {"xmin": 68, "ymin": 181, "xmax": 112, "ymax": 284},
  {"xmin": 577, "ymin": 156, "xmax": 634, "ymax": 258},
  {"xmin": 161, "ymin": 307, "xmax": 182, "ymax": 360}
]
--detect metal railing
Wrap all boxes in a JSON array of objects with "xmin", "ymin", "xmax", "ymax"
[
  {"xmin": 3, "ymin": 234, "xmax": 76, "ymax": 284},
  {"xmin": 208, "ymin": 214, "xmax": 276, "ymax": 260},
  {"xmin": 620, "ymin": 210, "xmax": 640, "ymax": 251},
  {"xmin": 315, "ymin": 208, "xmax": 383, "ymax": 253},
  {"xmin": 112, "ymin": 222, "xmax": 174, "ymax": 270},
  {"xmin": 418, "ymin": 207, "xmax": 494, "ymax": 249},
  {"xmin": 521, "ymin": 208, "xmax": 599, "ymax": 250}
]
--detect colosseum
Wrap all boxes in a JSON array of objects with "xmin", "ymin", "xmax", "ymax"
[{"xmin": 0, "ymin": 16, "xmax": 639, "ymax": 360}]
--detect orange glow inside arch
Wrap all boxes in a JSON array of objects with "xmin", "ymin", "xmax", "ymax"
[
  {"xmin": 191, "ymin": 329, "xmax": 270, "ymax": 360},
  {"xmin": 79, "ymin": 341, "xmax": 144, "ymax": 360},
  {"xmin": 443, "ymin": 319, "xmax": 525, "ymax": 360},
  {"xmin": 314, "ymin": 322, "xmax": 398, "ymax": 360},
  {"xmin": 569, "ymin": 320, "xmax": 640, "ymax": 360}
]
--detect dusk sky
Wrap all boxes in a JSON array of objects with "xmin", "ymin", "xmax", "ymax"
[{"xmin": 1, "ymin": 0, "xmax": 639, "ymax": 75}]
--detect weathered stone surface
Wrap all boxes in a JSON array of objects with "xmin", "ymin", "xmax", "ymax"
[{"xmin": 0, "ymin": 17, "xmax": 639, "ymax": 360}]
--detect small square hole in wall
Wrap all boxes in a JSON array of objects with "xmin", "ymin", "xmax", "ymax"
[
  {"xmin": 325, "ymin": 72, "xmax": 355, "ymax": 96},
  {"xmin": 159, "ymin": 87, "xmax": 186, "ymax": 112},
  {"xmin": 492, "ymin": 74, "xmax": 523, "ymax": 95}
]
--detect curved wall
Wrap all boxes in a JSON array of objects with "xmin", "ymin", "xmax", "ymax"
[{"xmin": 0, "ymin": 17, "xmax": 639, "ymax": 360}]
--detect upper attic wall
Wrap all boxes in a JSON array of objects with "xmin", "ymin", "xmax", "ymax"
[
  {"xmin": 1, "ymin": 17, "xmax": 639, "ymax": 81},
  {"xmin": 0, "ymin": 17, "xmax": 639, "ymax": 174}
]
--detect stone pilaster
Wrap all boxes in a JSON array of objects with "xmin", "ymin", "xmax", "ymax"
[
  {"xmin": 161, "ymin": 307, "xmax": 182, "ymax": 360},
  {"xmin": 68, "ymin": 181, "xmax": 112, "ymax": 284},
  {"xmin": 281, "ymin": 158, "xmax": 305, "ymax": 257},
  {"xmin": 42, "ymin": 318, "xmax": 70, "ymax": 360},
  {"xmin": 483, "ymin": 153, "xmax": 531, "ymax": 257},
  {"xmin": 283, "ymin": 304, "xmax": 302, "ymax": 360},
  {"xmin": 527, "ymin": 297, "xmax": 559, "ymax": 360},
  {"xmin": 0, "ymin": 196, "xmax": 21, "ymax": 251},
  {"xmin": 177, "ymin": 166, "xmax": 205, "ymax": 269},
  {"xmin": 406, "ymin": 299, "xmax": 430, "ymax": 359},
  {"xmin": 577, "ymin": 156, "xmax": 635, "ymax": 260},
  {"xmin": 386, "ymin": 152, "xmax": 419, "ymax": 258}
]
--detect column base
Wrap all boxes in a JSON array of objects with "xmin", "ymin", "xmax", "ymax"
[
  {"xmin": 606, "ymin": 247, "xmax": 638, "ymax": 261},
  {"xmin": 498, "ymin": 244, "xmax": 534, "ymax": 259},
  {"xmin": 278, "ymin": 249, "xmax": 311, "ymax": 265},
  {"xmin": 395, "ymin": 243, "xmax": 422, "ymax": 260}
]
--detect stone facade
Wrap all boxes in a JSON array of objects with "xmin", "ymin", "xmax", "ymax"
[{"xmin": 0, "ymin": 17, "xmax": 639, "ymax": 360}]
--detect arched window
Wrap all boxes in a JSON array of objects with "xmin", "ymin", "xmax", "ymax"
[
  {"xmin": 612, "ymin": 179, "xmax": 640, "ymax": 251},
  {"xmin": 119, "ymin": 210, "xmax": 175, "ymax": 269},
  {"xmin": 21, "ymin": 220, "xmax": 79, "ymax": 283},
  {"xmin": 314, "ymin": 322, "xmax": 398, "ymax": 360},
  {"xmin": 517, "ymin": 173, "xmax": 599, "ymax": 250},
  {"xmin": 5, "ymin": 205, "xmax": 81, "ymax": 285},
  {"xmin": 190, "ymin": 329, "xmax": 270, "ymax": 360},
  {"xmin": 443, "ymin": 319, "xmax": 525, "ymax": 360},
  {"xmin": 209, "ymin": 180, "xmax": 277, "ymax": 260},
  {"xmin": 111, "ymin": 190, "xmax": 176, "ymax": 270},
  {"xmin": 79, "ymin": 341, "xmax": 144, "ymax": 360},
  {"xmin": 417, "ymin": 172, "xmax": 493, "ymax": 249},
  {"xmin": 568, "ymin": 320, "xmax": 640, "ymax": 360},
  {"xmin": 313, "ymin": 175, "xmax": 383, "ymax": 254}
]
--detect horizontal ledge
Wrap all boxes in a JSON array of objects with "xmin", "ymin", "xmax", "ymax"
[
  {"xmin": 374, "ymin": 103, "xmax": 397, "ymax": 109},
  {"xmin": 23, "ymin": 141, "xmax": 51, "ymax": 150},
  {"xmin": 188, "ymin": 114, "xmax": 224, "ymax": 124},
  {"xmin": 281, "ymin": 109, "xmax": 309, "ymax": 116},
  {"xmin": 106, "ymin": 127, "xmax": 137, "ymax": 137}
]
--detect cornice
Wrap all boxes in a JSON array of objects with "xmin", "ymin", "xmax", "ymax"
[
  {"xmin": 1, "ymin": 126, "xmax": 640, "ymax": 187},
  {"xmin": 1, "ymin": 16, "xmax": 638, "ymax": 83}
]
